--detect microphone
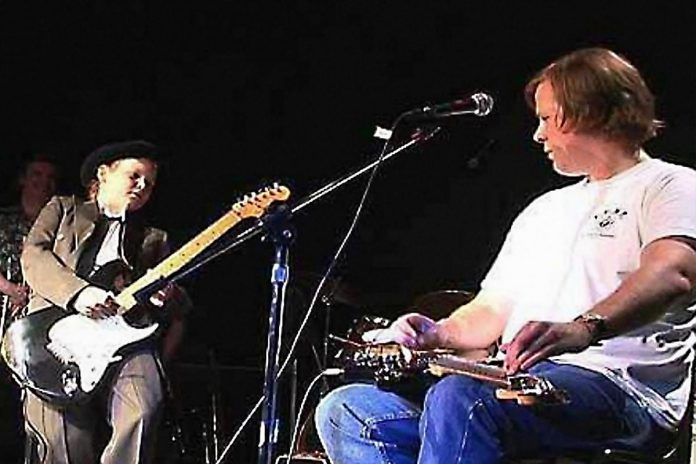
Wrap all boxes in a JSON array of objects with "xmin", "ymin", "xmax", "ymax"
[{"xmin": 404, "ymin": 92, "xmax": 494, "ymax": 120}]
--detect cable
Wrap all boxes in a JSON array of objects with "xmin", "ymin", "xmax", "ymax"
[
  {"xmin": 285, "ymin": 368, "xmax": 344, "ymax": 464},
  {"xmin": 214, "ymin": 395, "xmax": 264, "ymax": 464},
  {"xmin": 273, "ymin": 115, "xmax": 406, "ymax": 387},
  {"xmin": 215, "ymin": 112, "xmax": 417, "ymax": 464}
]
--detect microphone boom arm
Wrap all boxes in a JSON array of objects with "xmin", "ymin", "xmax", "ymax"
[{"xmin": 166, "ymin": 126, "xmax": 442, "ymax": 284}]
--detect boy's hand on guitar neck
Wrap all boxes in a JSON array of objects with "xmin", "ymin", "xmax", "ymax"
[
  {"xmin": 148, "ymin": 283, "xmax": 178, "ymax": 308},
  {"xmin": 73, "ymin": 286, "xmax": 119, "ymax": 319}
]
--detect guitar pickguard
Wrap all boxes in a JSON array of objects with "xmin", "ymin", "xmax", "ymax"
[{"xmin": 47, "ymin": 314, "xmax": 159, "ymax": 394}]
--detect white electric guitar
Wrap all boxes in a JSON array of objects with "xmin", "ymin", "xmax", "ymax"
[{"xmin": 1, "ymin": 184, "xmax": 290, "ymax": 404}]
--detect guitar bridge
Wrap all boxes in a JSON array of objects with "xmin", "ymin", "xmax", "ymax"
[{"xmin": 508, "ymin": 375, "xmax": 569, "ymax": 404}]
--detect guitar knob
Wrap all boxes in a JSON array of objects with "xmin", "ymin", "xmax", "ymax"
[{"xmin": 61, "ymin": 369, "xmax": 79, "ymax": 396}]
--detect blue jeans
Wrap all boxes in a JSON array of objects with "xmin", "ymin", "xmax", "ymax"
[{"xmin": 315, "ymin": 362, "xmax": 670, "ymax": 464}]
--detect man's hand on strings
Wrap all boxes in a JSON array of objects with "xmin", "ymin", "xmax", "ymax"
[
  {"xmin": 365, "ymin": 312, "xmax": 438, "ymax": 349},
  {"xmin": 502, "ymin": 320, "xmax": 594, "ymax": 374}
]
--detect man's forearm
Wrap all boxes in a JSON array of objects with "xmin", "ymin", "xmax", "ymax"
[
  {"xmin": 434, "ymin": 291, "xmax": 510, "ymax": 351},
  {"xmin": 587, "ymin": 238, "xmax": 696, "ymax": 338}
]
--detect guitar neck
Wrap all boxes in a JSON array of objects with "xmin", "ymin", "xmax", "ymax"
[
  {"xmin": 115, "ymin": 209, "xmax": 243, "ymax": 310},
  {"xmin": 429, "ymin": 355, "xmax": 510, "ymax": 388}
]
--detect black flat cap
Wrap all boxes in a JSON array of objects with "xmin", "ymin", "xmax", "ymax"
[{"xmin": 80, "ymin": 140, "xmax": 160, "ymax": 187}]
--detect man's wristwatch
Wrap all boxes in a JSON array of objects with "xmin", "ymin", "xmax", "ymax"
[{"xmin": 573, "ymin": 313, "xmax": 609, "ymax": 344}]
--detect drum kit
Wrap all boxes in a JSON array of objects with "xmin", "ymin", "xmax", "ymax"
[
  {"xmin": 159, "ymin": 280, "xmax": 474, "ymax": 463},
  {"xmin": 277, "ymin": 286, "xmax": 475, "ymax": 463}
]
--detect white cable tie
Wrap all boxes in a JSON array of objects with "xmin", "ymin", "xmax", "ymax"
[
  {"xmin": 322, "ymin": 368, "xmax": 345, "ymax": 377},
  {"xmin": 373, "ymin": 126, "xmax": 393, "ymax": 140}
]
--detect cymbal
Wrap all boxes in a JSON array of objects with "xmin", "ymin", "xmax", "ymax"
[
  {"xmin": 411, "ymin": 290, "xmax": 474, "ymax": 320},
  {"xmin": 292, "ymin": 271, "xmax": 363, "ymax": 308}
]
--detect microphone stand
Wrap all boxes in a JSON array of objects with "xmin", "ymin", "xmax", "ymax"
[
  {"xmin": 165, "ymin": 125, "xmax": 442, "ymax": 464},
  {"xmin": 257, "ymin": 202, "xmax": 294, "ymax": 464}
]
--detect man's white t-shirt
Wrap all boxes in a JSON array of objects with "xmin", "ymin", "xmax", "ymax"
[{"xmin": 481, "ymin": 153, "xmax": 696, "ymax": 430}]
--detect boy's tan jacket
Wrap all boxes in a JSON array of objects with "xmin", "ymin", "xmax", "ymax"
[{"xmin": 21, "ymin": 195, "xmax": 179, "ymax": 315}]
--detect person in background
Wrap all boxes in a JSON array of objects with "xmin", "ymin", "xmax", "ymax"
[
  {"xmin": 0, "ymin": 153, "xmax": 59, "ymax": 464},
  {"xmin": 0, "ymin": 153, "xmax": 59, "ymax": 317}
]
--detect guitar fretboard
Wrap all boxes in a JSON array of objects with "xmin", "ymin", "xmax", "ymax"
[
  {"xmin": 429, "ymin": 355, "xmax": 510, "ymax": 387},
  {"xmin": 113, "ymin": 185, "xmax": 290, "ymax": 312},
  {"xmin": 115, "ymin": 208, "xmax": 244, "ymax": 310}
]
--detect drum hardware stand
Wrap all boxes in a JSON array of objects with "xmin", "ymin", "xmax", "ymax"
[
  {"xmin": 153, "ymin": 354, "xmax": 189, "ymax": 461},
  {"xmin": 289, "ymin": 359, "xmax": 298, "ymax": 440},
  {"xmin": 318, "ymin": 294, "xmax": 338, "ymax": 396},
  {"xmin": 318, "ymin": 277, "xmax": 349, "ymax": 372},
  {"xmin": 204, "ymin": 349, "xmax": 222, "ymax": 464},
  {"xmin": 321, "ymin": 297, "xmax": 331, "ymax": 372},
  {"xmin": 166, "ymin": 126, "xmax": 442, "ymax": 464}
]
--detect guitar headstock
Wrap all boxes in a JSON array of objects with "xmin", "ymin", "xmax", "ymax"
[{"xmin": 231, "ymin": 183, "xmax": 291, "ymax": 219}]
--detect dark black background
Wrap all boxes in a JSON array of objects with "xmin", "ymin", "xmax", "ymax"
[{"xmin": 1, "ymin": 2, "xmax": 694, "ymax": 461}]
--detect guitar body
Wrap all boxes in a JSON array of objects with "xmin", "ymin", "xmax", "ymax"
[
  {"xmin": 339, "ymin": 343, "xmax": 569, "ymax": 406},
  {"xmin": 1, "ymin": 261, "xmax": 159, "ymax": 405}
]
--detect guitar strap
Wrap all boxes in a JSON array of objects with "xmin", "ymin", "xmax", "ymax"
[
  {"xmin": 75, "ymin": 216, "xmax": 116, "ymax": 279},
  {"xmin": 75, "ymin": 215, "xmax": 146, "ymax": 280},
  {"xmin": 121, "ymin": 215, "xmax": 145, "ymax": 274}
]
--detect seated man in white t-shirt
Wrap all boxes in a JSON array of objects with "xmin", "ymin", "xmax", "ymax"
[{"xmin": 314, "ymin": 48, "xmax": 696, "ymax": 464}]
